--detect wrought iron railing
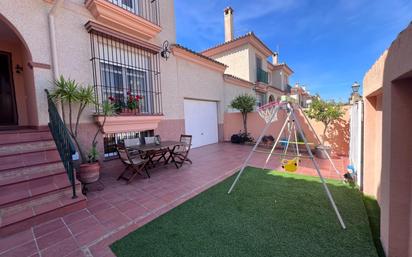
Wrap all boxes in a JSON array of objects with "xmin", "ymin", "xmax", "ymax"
[
  {"xmin": 107, "ymin": 0, "xmax": 160, "ymax": 26},
  {"xmin": 257, "ymin": 68, "xmax": 269, "ymax": 84},
  {"xmin": 89, "ymin": 30, "xmax": 162, "ymax": 115},
  {"xmin": 45, "ymin": 89, "xmax": 77, "ymax": 199}
]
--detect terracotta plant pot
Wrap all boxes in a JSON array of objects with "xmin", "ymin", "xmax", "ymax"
[
  {"xmin": 118, "ymin": 108, "xmax": 132, "ymax": 116},
  {"xmin": 78, "ymin": 162, "xmax": 100, "ymax": 184},
  {"xmin": 315, "ymin": 145, "xmax": 331, "ymax": 159}
]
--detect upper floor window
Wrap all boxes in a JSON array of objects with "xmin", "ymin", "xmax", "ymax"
[
  {"xmin": 107, "ymin": 0, "xmax": 160, "ymax": 25},
  {"xmin": 89, "ymin": 31, "xmax": 162, "ymax": 115},
  {"xmin": 256, "ymin": 56, "xmax": 262, "ymax": 70}
]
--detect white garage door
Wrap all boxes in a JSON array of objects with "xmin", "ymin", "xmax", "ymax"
[{"xmin": 184, "ymin": 99, "xmax": 218, "ymax": 148}]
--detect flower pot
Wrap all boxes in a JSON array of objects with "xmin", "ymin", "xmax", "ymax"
[
  {"xmin": 315, "ymin": 145, "xmax": 331, "ymax": 159},
  {"xmin": 118, "ymin": 108, "xmax": 134, "ymax": 116},
  {"xmin": 78, "ymin": 162, "xmax": 100, "ymax": 184}
]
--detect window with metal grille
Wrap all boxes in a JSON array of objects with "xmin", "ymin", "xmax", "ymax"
[
  {"xmin": 89, "ymin": 31, "xmax": 162, "ymax": 115},
  {"xmin": 103, "ymin": 130, "xmax": 154, "ymax": 159}
]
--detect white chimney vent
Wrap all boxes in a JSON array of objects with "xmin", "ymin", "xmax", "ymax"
[
  {"xmin": 272, "ymin": 52, "xmax": 279, "ymax": 64},
  {"xmin": 224, "ymin": 7, "xmax": 234, "ymax": 42}
]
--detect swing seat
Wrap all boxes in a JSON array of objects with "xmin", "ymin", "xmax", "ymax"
[{"xmin": 281, "ymin": 158, "xmax": 299, "ymax": 172}]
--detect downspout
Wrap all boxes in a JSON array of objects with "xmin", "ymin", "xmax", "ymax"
[{"xmin": 48, "ymin": 0, "xmax": 65, "ymax": 80}]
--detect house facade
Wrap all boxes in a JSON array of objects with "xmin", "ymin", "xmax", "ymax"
[
  {"xmin": 0, "ymin": 2, "xmax": 293, "ymax": 154},
  {"xmin": 0, "ymin": 1, "xmax": 294, "ymax": 234},
  {"xmin": 363, "ymin": 22, "xmax": 412, "ymax": 257}
]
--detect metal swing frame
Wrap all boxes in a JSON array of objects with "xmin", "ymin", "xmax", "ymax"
[{"xmin": 227, "ymin": 101, "xmax": 346, "ymax": 229}]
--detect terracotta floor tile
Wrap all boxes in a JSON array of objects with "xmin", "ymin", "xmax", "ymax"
[
  {"xmin": 64, "ymin": 249, "xmax": 86, "ymax": 257},
  {"xmin": 36, "ymin": 227, "xmax": 72, "ymax": 250},
  {"xmin": 68, "ymin": 216, "xmax": 99, "ymax": 236},
  {"xmin": 0, "ymin": 240, "xmax": 37, "ymax": 257},
  {"xmin": 73, "ymin": 223, "xmax": 108, "ymax": 247},
  {"xmin": 33, "ymin": 218, "xmax": 65, "ymax": 238},
  {"xmin": 123, "ymin": 205, "xmax": 150, "ymax": 220},
  {"xmin": 40, "ymin": 237, "xmax": 79, "ymax": 257},
  {"xmin": 0, "ymin": 229, "xmax": 34, "ymax": 254}
]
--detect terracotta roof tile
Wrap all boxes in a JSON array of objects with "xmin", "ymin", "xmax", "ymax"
[
  {"xmin": 201, "ymin": 32, "xmax": 254, "ymax": 54},
  {"xmin": 171, "ymin": 44, "xmax": 227, "ymax": 67}
]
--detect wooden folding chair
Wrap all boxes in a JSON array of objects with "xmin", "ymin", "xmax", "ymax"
[
  {"xmin": 171, "ymin": 135, "xmax": 193, "ymax": 168},
  {"xmin": 116, "ymin": 145, "xmax": 150, "ymax": 184}
]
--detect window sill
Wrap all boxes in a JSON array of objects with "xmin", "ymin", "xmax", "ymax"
[
  {"xmin": 95, "ymin": 114, "xmax": 164, "ymax": 133},
  {"xmin": 85, "ymin": 0, "xmax": 162, "ymax": 40}
]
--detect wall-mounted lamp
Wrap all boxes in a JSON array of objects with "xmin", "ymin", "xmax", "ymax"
[
  {"xmin": 160, "ymin": 40, "xmax": 171, "ymax": 60},
  {"xmin": 15, "ymin": 64, "xmax": 23, "ymax": 74}
]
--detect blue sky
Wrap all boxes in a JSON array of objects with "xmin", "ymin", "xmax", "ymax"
[{"xmin": 174, "ymin": 0, "xmax": 412, "ymax": 101}]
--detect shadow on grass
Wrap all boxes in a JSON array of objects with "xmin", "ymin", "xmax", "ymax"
[
  {"xmin": 111, "ymin": 167, "xmax": 379, "ymax": 257},
  {"xmin": 363, "ymin": 196, "xmax": 386, "ymax": 257}
]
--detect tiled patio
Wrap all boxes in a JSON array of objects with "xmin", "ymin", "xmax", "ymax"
[{"xmin": 0, "ymin": 143, "xmax": 348, "ymax": 257}]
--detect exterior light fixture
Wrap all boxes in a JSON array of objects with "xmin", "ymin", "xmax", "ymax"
[
  {"xmin": 352, "ymin": 81, "xmax": 360, "ymax": 93},
  {"xmin": 160, "ymin": 40, "xmax": 171, "ymax": 60}
]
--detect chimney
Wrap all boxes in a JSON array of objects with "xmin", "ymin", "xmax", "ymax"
[
  {"xmin": 272, "ymin": 52, "xmax": 279, "ymax": 65},
  {"xmin": 224, "ymin": 7, "xmax": 234, "ymax": 42}
]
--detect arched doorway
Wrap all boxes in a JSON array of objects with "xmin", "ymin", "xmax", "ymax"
[
  {"xmin": 268, "ymin": 94, "xmax": 275, "ymax": 103},
  {"xmin": 0, "ymin": 15, "xmax": 37, "ymax": 128}
]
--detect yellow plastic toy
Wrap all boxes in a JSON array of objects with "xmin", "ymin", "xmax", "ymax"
[{"xmin": 281, "ymin": 158, "xmax": 299, "ymax": 172}]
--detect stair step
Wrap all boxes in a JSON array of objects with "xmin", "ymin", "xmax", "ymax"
[
  {"xmin": 0, "ymin": 162, "xmax": 65, "ymax": 187},
  {"xmin": 0, "ymin": 149, "xmax": 61, "ymax": 172},
  {"xmin": 0, "ymin": 184, "xmax": 86, "ymax": 237},
  {"xmin": 0, "ymin": 140, "xmax": 56, "ymax": 157},
  {"xmin": 0, "ymin": 129, "xmax": 52, "ymax": 146},
  {"xmin": 0, "ymin": 173, "xmax": 79, "ymax": 208}
]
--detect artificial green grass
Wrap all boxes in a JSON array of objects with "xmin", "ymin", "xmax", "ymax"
[
  {"xmin": 111, "ymin": 167, "xmax": 379, "ymax": 257},
  {"xmin": 363, "ymin": 196, "xmax": 386, "ymax": 257}
]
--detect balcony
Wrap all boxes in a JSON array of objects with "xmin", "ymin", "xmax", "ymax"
[
  {"xmin": 85, "ymin": 0, "xmax": 161, "ymax": 40},
  {"xmin": 256, "ymin": 68, "xmax": 269, "ymax": 84}
]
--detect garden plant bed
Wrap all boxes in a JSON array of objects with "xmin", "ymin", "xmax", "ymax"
[{"xmin": 111, "ymin": 167, "xmax": 379, "ymax": 257}]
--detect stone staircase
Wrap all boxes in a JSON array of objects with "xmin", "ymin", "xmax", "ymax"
[{"xmin": 0, "ymin": 128, "xmax": 86, "ymax": 236}]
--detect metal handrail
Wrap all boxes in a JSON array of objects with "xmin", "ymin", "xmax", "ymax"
[{"xmin": 45, "ymin": 89, "xmax": 77, "ymax": 199}]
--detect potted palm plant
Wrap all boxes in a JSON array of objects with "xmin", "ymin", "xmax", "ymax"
[
  {"xmin": 51, "ymin": 76, "xmax": 115, "ymax": 184},
  {"xmin": 305, "ymin": 96, "xmax": 344, "ymax": 159}
]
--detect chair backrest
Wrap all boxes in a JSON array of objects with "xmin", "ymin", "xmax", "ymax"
[
  {"xmin": 116, "ymin": 145, "xmax": 131, "ymax": 163},
  {"xmin": 145, "ymin": 136, "xmax": 156, "ymax": 144},
  {"xmin": 180, "ymin": 134, "xmax": 192, "ymax": 151},
  {"xmin": 124, "ymin": 138, "xmax": 141, "ymax": 148}
]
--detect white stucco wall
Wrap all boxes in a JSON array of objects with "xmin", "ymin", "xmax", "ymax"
[
  {"xmin": 223, "ymin": 82, "xmax": 254, "ymax": 113},
  {"xmin": 173, "ymin": 57, "xmax": 225, "ymax": 123},
  {"xmin": 271, "ymin": 69, "xmax": 287, "ymax": 91},
  {"xmin": 211, "ymin": 44, "xmax": 251, "ymax": 81}
]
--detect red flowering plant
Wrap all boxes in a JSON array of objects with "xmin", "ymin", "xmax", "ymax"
[
  {"xmin": 108, "ymin": 96, "xmax": 124, "ymax": 114},
  {"xmin": 126, "ymin": 91, "xmax": 143, "ymax": 111}
]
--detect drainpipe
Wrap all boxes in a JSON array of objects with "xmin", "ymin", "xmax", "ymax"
[{"xmin": 48, "ymin": 0, "xmax": 65, "ymax": 80}]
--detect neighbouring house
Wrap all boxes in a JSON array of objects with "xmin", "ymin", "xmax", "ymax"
[
  {"xmin": 290, "ymin": 83, "xmax": 313, "ymax": 108},
  {"xmin": 202, "ymin": 7, "xmax": 294, "ymax": 110},
  {"xmin": 0, "ymin": 2, "xmax": 296, "ymax": 235},
  {"xmin": 362, "ymin": 22, "xmax": 412, "ymax": 257}
]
